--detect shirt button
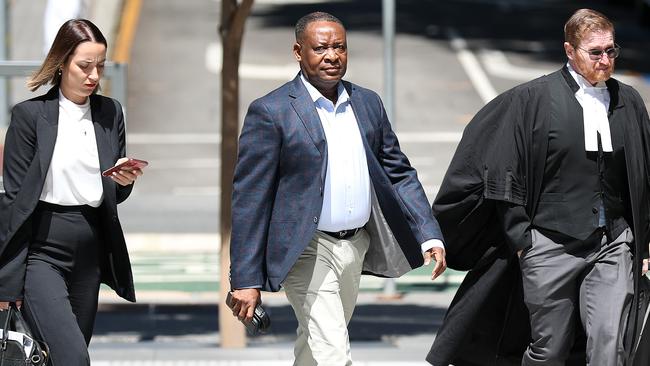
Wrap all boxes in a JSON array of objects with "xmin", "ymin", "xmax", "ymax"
[{"xmin": 313, "ymin": 216, "xmax": 318, "ymax": 223}]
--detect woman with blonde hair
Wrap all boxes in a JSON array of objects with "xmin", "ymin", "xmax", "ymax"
[{"xmin": 0, "ymin": 19, "xmax": 142, "ymax": 365}]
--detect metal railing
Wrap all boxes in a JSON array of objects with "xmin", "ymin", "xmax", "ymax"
[
  {"xmin": 0, "ymin": 61, "xmax": 128, "ymax": 128},
  {"xmin": 0, "ymin": 61, "xmax": 127, "ymax": 193}
]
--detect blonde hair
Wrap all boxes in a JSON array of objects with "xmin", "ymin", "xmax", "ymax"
[
  {"xmin": 27, "ymin": 19, "xmax": 107, "ymax": 92},
  {"xmin": 564, "ymin": 9, "xmax": 614, "ymax": 47}
]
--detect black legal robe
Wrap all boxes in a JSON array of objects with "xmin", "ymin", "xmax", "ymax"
[{"xmin": 427, "ymin": 67, "xmax": 650, "ymax": 366}]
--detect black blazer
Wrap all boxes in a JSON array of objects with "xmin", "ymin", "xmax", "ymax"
[{"xmin": 0, "ymin": 87, "xmax": 136, "ymax": 302}]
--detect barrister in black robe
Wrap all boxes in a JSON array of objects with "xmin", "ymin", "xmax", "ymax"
[{"xmin": 426, "ymin": 9, "xmax": 650, "ymax": 366}]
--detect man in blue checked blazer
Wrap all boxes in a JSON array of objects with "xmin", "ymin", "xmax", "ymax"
[{"xmin": 229, "ymin": 11, "xmax": 446, "ymax": 365}]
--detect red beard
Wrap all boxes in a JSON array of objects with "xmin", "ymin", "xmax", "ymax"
[{"xmin": 572, "ymin": 52, "xmax": 614, "ymax": 85}]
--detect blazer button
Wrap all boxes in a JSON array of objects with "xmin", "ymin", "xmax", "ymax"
[
  {"xmin": 592, "ymin": 207, "xmax": 598, "ymax": 214},
  {"xmin": 313, "ymin": 216, "xmax": 318, "ymax": 224}
]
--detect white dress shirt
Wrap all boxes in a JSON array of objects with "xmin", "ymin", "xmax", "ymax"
[
  {"xmin": 39, "ymin": 90, "xmax": 104, "ymax": 207},
  {"xmin": 301, "ymin": 74, "xmax": 372, "ymax": 232},
  {"xmin": 567, "ymin": 63, "xmax": 613, "ymax": 152},
  {"xmin": 300, "ymin": 75, "xmax": 443, "ymax": 253}
]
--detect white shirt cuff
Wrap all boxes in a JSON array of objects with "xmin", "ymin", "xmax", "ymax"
[{"xmin": 421, "ymin": 239, "xmax": 445, "ymax": 253}]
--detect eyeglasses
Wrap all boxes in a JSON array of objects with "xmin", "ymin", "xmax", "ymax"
[{"xmin": 575, "ymin": 44, "xmax": 621, "ymax": 60}]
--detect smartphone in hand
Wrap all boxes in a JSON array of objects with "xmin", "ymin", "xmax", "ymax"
[
  {"xmin": 102, "ymin": 158, "xmax": 148, "ymax": 177},
  {"xmin": 225, "ymin": 292, "xmax": 271, "ymax": 335}
]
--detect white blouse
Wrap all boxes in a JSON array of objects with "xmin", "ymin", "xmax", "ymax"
[
  {"xmin": 300, "ymin": 74, "xmax": 371, "ymax": 232},
  {"xmin": 39, "ymin": 90, "xmax": 104, "ymax": 207}
]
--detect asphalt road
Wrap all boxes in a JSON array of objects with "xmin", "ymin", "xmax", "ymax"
[
  {"xmin": 118, "ymin": 0, "xmax": 650, "ymax": 236},
  {"xmin": 5, "ymin": 0, "xmax": 649, "ymax": 236}
]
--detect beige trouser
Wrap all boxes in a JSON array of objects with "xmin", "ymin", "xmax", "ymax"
[{"xmin": 283, "ymin": 229, "xmax": 370, "ymax": 366}]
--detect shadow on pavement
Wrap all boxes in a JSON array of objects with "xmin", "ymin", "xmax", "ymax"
[
  {"xmin": 94, "ymin": 303, "xmax": 447, "ymax": 342},
  {"xmin": 253, "ymin": 0, "xmax": 650, "ymax": 74}
]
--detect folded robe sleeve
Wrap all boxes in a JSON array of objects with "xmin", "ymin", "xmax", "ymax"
[{"xmin": 495, "ymin": 201, "xmax": 532, "ymax": 253}]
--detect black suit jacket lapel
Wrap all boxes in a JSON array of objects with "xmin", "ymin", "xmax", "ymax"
[
  {"xmin": 90, "ymin": 95, "xmax": 119, "ymax": 206},
  {"xmin": 90, "ymin": 95, "xmax": 114, "ymax": 173},
  {"xmin": 38, "ymin": 88, "xmax": 60, "ymax": 178}
]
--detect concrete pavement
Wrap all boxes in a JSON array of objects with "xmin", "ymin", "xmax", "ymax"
[{"xmin": 90, "ymin": 292, "xmax": 453, "ymax": 364}]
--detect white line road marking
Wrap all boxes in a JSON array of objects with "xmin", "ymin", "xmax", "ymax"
[
  {"xmin": 481, "ymin": 49, "xmax": 552, "ymax": 81},
  {"xmin": 205, "ymin": 42, "xmax": 297, "ymax": 80},
  {"xmin": 447, "ymin": 28, "xmax": 497, "ymax": 104}
]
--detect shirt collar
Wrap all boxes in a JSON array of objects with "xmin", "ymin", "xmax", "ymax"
[
  {"xmin": 300, "ymin": 72, "xmax": 349, "ymax": 107},
  {"xmin": 566, "ymin": 62, "xmax": 607, "ymax": 91}
]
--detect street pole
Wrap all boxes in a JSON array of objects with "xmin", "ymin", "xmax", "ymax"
[
  {"xmin": 381, "ymin": 0, "xmax": 401, "ymax": 300},
  {"xmin": 0, "ymin": 0, "xmax": 8, "ymax": 129},
  {"xmin": 0, "ymin": 0, "xmax": 7, "ymax": 185},
  {"xmin": 382, "ymin": 0, "xmax": 395, "ymax": 125}
]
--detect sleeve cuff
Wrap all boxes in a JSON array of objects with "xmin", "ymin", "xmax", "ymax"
[{"xmin": 421, "ymin": 239, "xmax": 445, "ymax": 253}]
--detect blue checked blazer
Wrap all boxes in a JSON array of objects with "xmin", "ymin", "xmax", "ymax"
[{"xmin": 230, "ymin": 75, "xmax": 443, "ymax": 292}]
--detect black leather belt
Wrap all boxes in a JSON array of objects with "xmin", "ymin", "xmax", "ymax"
[{"xmin": 321, "ymin": 228, "xmax": 361, "ymax": 240}]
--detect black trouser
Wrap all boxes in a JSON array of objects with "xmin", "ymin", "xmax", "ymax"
[{"xmin": 22, "ymin": 202, "xmax": 103, "ymax": 366}]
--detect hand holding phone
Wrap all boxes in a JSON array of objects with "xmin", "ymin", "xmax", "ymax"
[
  {"xmin": 102, "ymin": 158, "xmax": 148, "ymax": 177},
  {"xmin": 226, "ymin": 291, "xmax": 270, "ymax": 335}
]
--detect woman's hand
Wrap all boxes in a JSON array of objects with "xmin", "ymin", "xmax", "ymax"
[{"xmin": 109, "ymin": 157, "xmax": 144, "ymax": 186}]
